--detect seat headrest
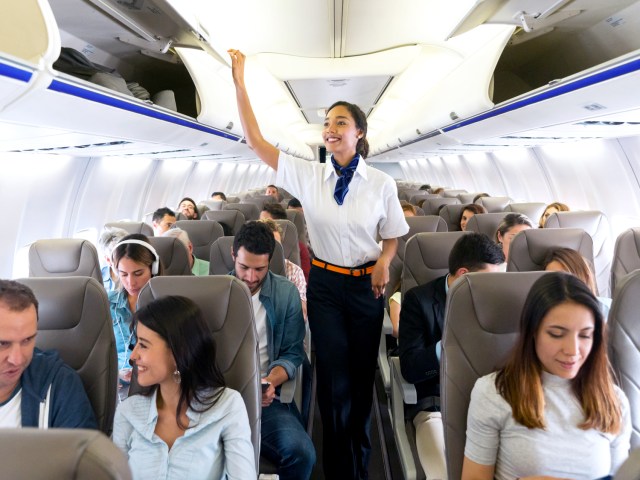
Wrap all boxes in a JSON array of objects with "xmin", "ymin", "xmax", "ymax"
[
  {"xmin": 29, "ymin": 239, "xmax": 102, "ymax": 284},
  {"xmin": 507, "ymin": 228, "xmax": 594, "ymax": 271}
]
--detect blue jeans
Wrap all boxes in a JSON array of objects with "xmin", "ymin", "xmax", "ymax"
[{"xmin": 261, "ymin": 399, "xmax": 316, "ymax": 480}]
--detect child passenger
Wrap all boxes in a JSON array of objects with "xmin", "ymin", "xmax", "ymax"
[
  {"xmin": 462, "ymin": 273, "xmax": 630, "ymax": 480},
  {"xmin": 113, "ymin": 296, "xmax": 255, "ymax": 479}
]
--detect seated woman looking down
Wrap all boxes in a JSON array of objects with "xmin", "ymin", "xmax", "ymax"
[
  {"xmin": 495, "ymin": 213, "xmax": 533, "ymax": 261},
  {"xmin": 113, "ymin": 295, "xmax": 255, "ymax": 479},
  {"xmin": 462, "ymin": 273, "xmax": 631, "ymax": 480},
  {"xmin": 110, "ymin": 234, "xmax": 163, "ymax": 387}
]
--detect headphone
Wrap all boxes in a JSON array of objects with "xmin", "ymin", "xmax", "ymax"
[{"xmin": 112, "ymin": 239, "xmax": 160, "ymax": 275}]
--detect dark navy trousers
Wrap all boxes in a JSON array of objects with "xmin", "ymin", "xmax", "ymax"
[{"xmin": 308, "ymin": 265, "xmax": 384, "ymax": 480}]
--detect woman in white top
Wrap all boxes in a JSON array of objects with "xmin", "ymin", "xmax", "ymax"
[
  {"xmin": 113, "ymin": 295, "xmax": 255, "ymax": 480},
  {"xmin": 462, "ymin": 273, "xmax": 631, "ymax": 480},
  {"xmin": 229, "ymin": 49, "xmax": 409, "ymax": 479}
]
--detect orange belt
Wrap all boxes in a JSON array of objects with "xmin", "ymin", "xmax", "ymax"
[{"xmin": 311, "ymin": 258, "xmax": 374, "ymax": 277}]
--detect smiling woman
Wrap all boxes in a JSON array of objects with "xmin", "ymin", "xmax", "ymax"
[{"xmin": 461, "ymin": 273, "xmax": 631, "ymax": 480}]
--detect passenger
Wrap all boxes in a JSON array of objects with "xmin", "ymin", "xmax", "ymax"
[
  {"xmin": 260, "ymin": 218, "xmax": 307, "ymax": 321},
  {"xmin": 432, "ymin": 187, "xmax": 445, "ymax": 195},
  {"xmin": 161, "ymin": 228, "xmax": 210, "ymax": 276},
  {"xmin": 400, "ymin": 201, "xmax": 417, "ymax": 217},
  {"xmin": 539, "ymin": 201, "xmax": 570, "ymax": 228},
  {"xmin": 151, "ymin": 207, "xmax": 176, "ymax": 236},
  {"xmin": 266, "ymin": 184, "xmax": 280, "ymax": 200},
  {"xmin": 97, "ymin": 226, "xmax": 128, "ymax": 292},
  {"xmin": 419, "ymin": 184, "xmax": 431, "ymax": 191},
  {"xmin": 229, "ymin": 49, "xmax": 408, "ymax": 479},
  {"xmin": 110, "ymin": 234, "xmax": 163, "ymax": 386},
  {"xmin": 496, "ymin": 213, "xmax": 533, "ymax": 261},
  {"xmin": 211, "ymin": 191, "xmax": 227, "ymax": 201},
  {"xmin": 260, "ymin": 202, "xmax": 288, "ymax": 221},
  {"xmin": 462, "ymin": 273, "xmax": 631, "ymax": 479},
  {"xmin": 112, "ymin": 296, "xmax": 255, "ymax": 479},
  {"xmin": 287, "ymin": 198, "xmax": 302, "ymax": 211},
  {"xmin": 0, "ymin": 280, "xmax": 96, "ymax": 428},
  {"xmin": 543, "ymin": 247, "xmax": 612, "ymax": 317},
  {"xmin": 178, "ymin": 197, "xmax": 199, "ymax": 220},
  {"xmin": 260, "ymin": 203, "xmax": 311, "ymax": 282},
  {"xmin": 460, "ymin": 204, "xmax": 487, "ymax": 231},
  {"xmin": 399, "ymin": 234, "xmax": 504, "ymax": 477},
  {"xmin": 230, "ymin": 221, "xmax": 315, "ymax": 479}
]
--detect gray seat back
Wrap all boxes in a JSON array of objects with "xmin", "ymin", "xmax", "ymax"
[
  {"xmin": 611, "ymin": 228, "xmax": 640, "ymax": 294},
  {"xmin": 422, "ymin": 197, "xmax": 460, "ymax": 216},
  {"xmin": 385, "ymin": 216, "xmax": 448, "ymax": 298},
  {"xmin": 398, "ymin": 189, "xmax": 423, "ymax": 201},
  {"xmin": 507, "ymin": 228, "xmax": 594, "ymax": 275},
  {"xmin": 224, "ymin": 202, "xmax": 260, "ymax": 221},
  {"xmin": 246, "ymin": 195, "xmax": 277, "ymax": 211},
  {"xmin": 401, "ymin": 231, "xmax": 469, "ymax": 297},
  {"xmin": 175, "ymin": 220, "xmax": 224, "ymax": 262},
  {"xmin": 104, "ymin": 221, "xmax": 154, "ymax": 237},
  {"xmin": 29, "ymin": 239, "xmax": 102, "ymax": 285},
  {"xmin": 615, "ymin": 448, "xmax": 640, "ymax": 480},
  {"xmin": 273, "ymin": 219, "xmax": 301, "ymax": 266},
  {"xmin": 464, "ymin": 212, "xmax": 509, "ymax": 240},
  {"xmin": 203, "ymin": 209, "xmax": 246, "ymax": 235},
  {"xmin": 199, "ymin": 199, "xmax": 226, "ymax": 211},
  {"xmin": 0, "ymin": 429, "xmax": 131, "ymax": 479},
  {"xmin": 18, "ymin": 277, "xmax": 117, "ymax": 435},
  {"xmin": 409, "ymin": 193, "xmax": 440, "ymax": 206},
  {"xmin": 137, "ymin": 276, "xmax": 261, "ymax": 470},
  {"xmin": 209, "ymin": 237, "xmax": 286, "ymax": 276},
  {"xmin": 506, "ymin": 202, "xmax": 547, "ymax": 222},
  {"xmin": 476, "ymin": 196, "xmax": 511, "ymax": 213},
  {"xmin": 441, "ymin": 271, "xmax": 548, "ymax": 479},
  {"xmin": 286, "ymin": 209, "xmax": 308, "ymax": 244},
  {"xmin": 439, "ymin": 204, "xmax": 467, "ymax": 232},
  {"xmin": 457, "ymin": 192, "xmax": 481, "ymax": 204},
  {"xmin": 442, "ymin": 189, "xmax": 467, "ymax": 198},
  {"xmin": 544, "ymin": 211, "xmax": 612, "ymax": 296},
  {"xmin": 147, "ymin": 237, "xmax": 192, "ymax": 276},
  {"xmin": 608, "ymin": 269, "xmax": 640, "ymax": 450}
]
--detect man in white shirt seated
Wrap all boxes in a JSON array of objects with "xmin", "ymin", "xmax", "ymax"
[
  {"xmin": 0, "ymin": 280, "xmax": 97, "ymax": 429},
  {"xmin": 230, "ymin": 221, "xmax": 315, "ymax": 480}
]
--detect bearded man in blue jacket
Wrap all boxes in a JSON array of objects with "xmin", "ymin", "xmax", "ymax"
[{"xmin": 0, "ymin": 280, "xmax": 97, "ymax": 428}]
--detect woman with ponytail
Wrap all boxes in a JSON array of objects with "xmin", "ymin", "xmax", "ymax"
[{"xmin": 228, "ymin": 49, "xmax": 409, "ymax": 479}]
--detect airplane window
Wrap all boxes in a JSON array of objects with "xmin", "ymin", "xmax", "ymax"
[{"xmin": 11, "ymin": 244, "xmax": 31, "ymax": 279}]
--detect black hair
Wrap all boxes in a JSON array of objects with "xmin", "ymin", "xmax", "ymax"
[
  {"xmin": 419, "ymin": 184, "xmax": 431, "ymax": 191},
  {"xmin": 152, "ymin": 207, "xmax": 176, "ymax": 223},
  {"xmin": 233, "ymin": 220, "xmax": 275, "ymax": 260},
  {"xmin": 132, "ymin": 295, "xmax": 226, "ymax": 429},
  {"xmin": 266, "ymin": 185, "xmax": 279, "ymax": 192},
  {"xmin": 211, "ymin": 192, "xmax": 227, "ymax": 201},
  {"xmin": 448, "ymin": 232, "xmax": 505, "ymax": 275},
  {"xmin": 287, "ymin": 198, "xmax": 302, "ymax": 209},
  {"xmin": 0, "ymin": 280, "xmax": 38, "ymax": 316},
  {"xmin": 496, "ymin": 213, "xmax": 534, "ymax": 242},
  {"xmin": 178, "ymin": 197, "xmax": 199, "ymax": 219},
  {"xmin": 327, "ymin": 101, "xmax": 369, "ymax": 159},
  {"xmin": 262, "ymin": 203, "xmax": 288, "ymax": 220}
]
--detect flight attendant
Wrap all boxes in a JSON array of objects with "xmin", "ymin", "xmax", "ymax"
[{"xmin": 229, "ymin": 49, "xmax": 409, "ymax": 479}]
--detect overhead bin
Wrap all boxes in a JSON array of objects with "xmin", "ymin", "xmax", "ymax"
[{"xmin": 0, "ymin": 0, "xmax": 285, "ymax": 160}]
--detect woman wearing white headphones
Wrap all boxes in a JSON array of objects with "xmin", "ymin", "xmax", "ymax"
[{"xmin": 109, "ymin": 233, "xmax": 164, "ymax": 389}]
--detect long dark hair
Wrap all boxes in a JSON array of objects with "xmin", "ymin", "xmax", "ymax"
[
  {"xmin": 496, "ymin": 273, "xmax": 622, "ymax": 433},
  {"xmin": 132, "ymin": 295, "xmax": 226, "ymax": 428},
  {"xmin": 328, "ymin": 100, "xmax": 369, "ymax": 159}
]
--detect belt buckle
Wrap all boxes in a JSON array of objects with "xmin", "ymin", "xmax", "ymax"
[{"xmin": 350, "ymin": 267, "xmax": 362, "ymax": 276}]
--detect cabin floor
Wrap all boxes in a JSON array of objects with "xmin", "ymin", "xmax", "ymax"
[{"xmin": 310, "ymin": 370, "xmax": 404, "ymax": 479}]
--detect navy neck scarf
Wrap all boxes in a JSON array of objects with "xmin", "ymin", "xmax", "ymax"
[{"xmin": 331, "ymin": 154, "xmax": 360, "ymax": 205}]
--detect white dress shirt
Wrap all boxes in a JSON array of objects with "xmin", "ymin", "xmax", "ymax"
[{"xmin": 275, "ymin": 152, "xmax": 409, "ymax": 267}]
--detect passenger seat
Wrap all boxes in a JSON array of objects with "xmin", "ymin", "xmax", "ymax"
[{"xmin": 28, "ymin": 238, "xmax": 102, "ymax": 285}]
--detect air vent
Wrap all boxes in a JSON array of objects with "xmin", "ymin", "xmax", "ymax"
[{"xmin": 10, "ymin": 140, "xmax": 131, "ymax": 153}]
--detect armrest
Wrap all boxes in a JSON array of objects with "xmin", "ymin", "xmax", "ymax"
[{"xmin": 391, "ymin": 356, "xmax": 418, "ymax": 404}]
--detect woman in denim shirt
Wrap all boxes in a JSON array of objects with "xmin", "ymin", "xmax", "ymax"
[
  {"xmin": 113, "ymin": 296, "xmax": 255, "ymax": 479},
  {"xmin": 109, "ymin": 234, "xmax": 164, "ymax": 385}
]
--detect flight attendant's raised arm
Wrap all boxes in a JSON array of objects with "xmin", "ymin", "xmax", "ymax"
[{"xmin": 228, "ymin": 49, "xmax": 280, "ymax": 170}]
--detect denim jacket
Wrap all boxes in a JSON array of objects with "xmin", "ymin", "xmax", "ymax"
[{"xmin": 232, "ymin": 270, "xmax": 305, "ymax": 380}]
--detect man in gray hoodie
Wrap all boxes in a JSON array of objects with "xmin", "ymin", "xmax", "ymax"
[{"xmin": 0, "ymin": 280, "xmax": 96, "ymax": 428}]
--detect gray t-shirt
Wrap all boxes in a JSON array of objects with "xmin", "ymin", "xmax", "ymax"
[{"xmin": 465, "ymin": 371, "xmax": 631, "ymax": 479}]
